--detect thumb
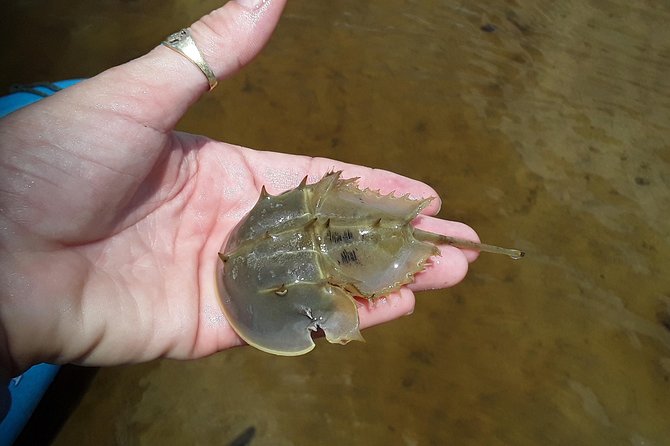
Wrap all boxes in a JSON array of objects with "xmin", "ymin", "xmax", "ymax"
[
  {"xmin": 75, "ymin": 0, "xmax": 287, "ymax": 132},
  {"xmin": 0, "ymin": 0, "xmax": 286, "ymax": 244}
]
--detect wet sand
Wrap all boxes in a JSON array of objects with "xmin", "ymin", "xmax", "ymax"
[{"xmin": 4, "ymin": 0, "xmax": 669, "ymax": 444}]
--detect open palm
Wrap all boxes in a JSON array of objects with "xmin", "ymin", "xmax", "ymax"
[{"xmin": 0, "ymin": 0, "xmax": 476, "ymax": 375}]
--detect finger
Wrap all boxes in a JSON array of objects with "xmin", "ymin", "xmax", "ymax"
[
  {"xmin": 42, "ymin": 0, "xmax": 288, "ymax": 133},
  {"xmin": 310, "ymin": 157, "xmax": 442, "ymax": 215},
  {"xmin": 413, "ymin": 214, "xmax": 481, "ymax": 263},
  {"xmin": 404, "ymin": 218, "xmax": 475, "ymax": 293},
  {"xmin": 215, "ymin": 288, "xmax": 417, "ymax": 353},
  {"xmin": 219, "ymin": 145, "xmax": 476, "ymax": 285},
  {"xmin": 0, "ymin": 1, "xmax": 287, "ymax": 243},
  {"xmin": 227, "ymin": 147, "xmax": 443, "ymax": 214},
  {"xmin": 148, "ymin": 0, "xmax": 289, "ymax": 128},
  {"xmin": 357, "ymin": 287, "xmax": 416, "ymax": 331}
]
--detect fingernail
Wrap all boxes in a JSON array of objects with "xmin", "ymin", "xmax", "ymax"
[{"xmin": 235, "ymin": 0, "xmax": 269, "ymax": 10}]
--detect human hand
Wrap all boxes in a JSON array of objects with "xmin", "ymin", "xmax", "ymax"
[{"xmin": 0, "ymin": 0, "xmax": 477, "ymax": 375}]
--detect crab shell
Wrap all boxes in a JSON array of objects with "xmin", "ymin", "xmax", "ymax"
[{"xmin": 216, "ymin": 172, "xmax": 439, "ymax": 355}]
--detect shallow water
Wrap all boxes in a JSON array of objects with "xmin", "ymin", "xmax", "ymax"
[{"xmin": 4, "ymin": 0, "xmax": 670, "ymax": 444}]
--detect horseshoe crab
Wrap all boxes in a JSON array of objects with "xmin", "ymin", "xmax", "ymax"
[{"xmin": 217, "ymin": 172, "xmax": 523, "ymax": 355}]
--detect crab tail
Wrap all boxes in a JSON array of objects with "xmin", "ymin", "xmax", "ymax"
[{"xmin": 413, "ymin": 229, "xmax": 525, "ymax": 260}]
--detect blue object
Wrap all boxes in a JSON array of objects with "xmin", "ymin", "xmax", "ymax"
[
  {"xmin": 0, "ymin": 78, "xmax": 82, "ymax": 446},
  {"xmin": 0, "ymin": 365, "xmax": 60, "ymax": 445},
  {"xmin": 0, "ymin": 79, "xmax": 82, "ymax": 117}
]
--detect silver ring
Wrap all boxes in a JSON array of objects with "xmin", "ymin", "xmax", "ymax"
[{"xmin": 162, "ymin": 28, "xmax": 218, "ymax": 91}]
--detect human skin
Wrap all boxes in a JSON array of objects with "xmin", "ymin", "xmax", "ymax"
[{"xmin": 0, "ymin": 0, "xmax": 477, "ymax": 378}]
